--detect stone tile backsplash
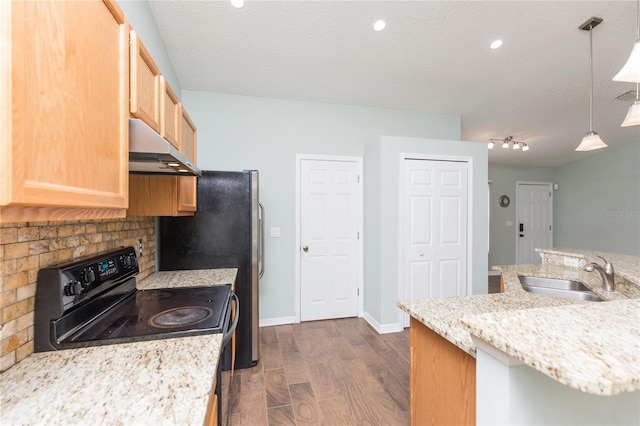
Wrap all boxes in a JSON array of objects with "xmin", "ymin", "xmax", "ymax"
[{"xmin": 0, "ymin": 217, "xmax": 156, "ymax": 372}]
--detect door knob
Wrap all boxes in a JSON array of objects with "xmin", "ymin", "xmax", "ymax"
[
  {"xmin": 302, "ymin": 245, "xmax": 309, "ymax": 252},
  {"xmin": 419, "ymin": 250, "xmax": 424, "ymax": 257}
]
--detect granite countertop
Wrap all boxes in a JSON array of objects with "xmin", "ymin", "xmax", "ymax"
[
  {"xmin": 0, "ymin": 334, "xmax": 223, "ymax": 425},
  {"xmin": 460, "ymin": 300, "xmax": 640, "ymax": 396},
  {"xmin": 0, "ymin": 268, "xmax": 237, "ymax": 425},
  {"xmin": 536, "ymin": 248, "xmax": 640, "ymax": 285},
  {"xmin": 397, "ymin": 289, "xmax": 575, "ymax": 356},
  {"xmin": 398, "ymin": 248, "xmax": 640, "ymax": 395},
  {"xmin": 137, "ymin": 268, "xmax": 237, "ymax": 290}
]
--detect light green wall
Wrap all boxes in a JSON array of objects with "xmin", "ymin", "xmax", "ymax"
[
  {"xmin": 366, "ymin": 136, "xmax": 488, "ymax": 326},
  {"xmin": 488, "ymin": 140, "xmax": 640, "ymax": 266},
  {"xmin": 554, "ymin": 140, "xmax": 640, "ymax": 255},
  {"xmin": 117, "ymin": 0, "xmax": 181, "ymax": 94},
  {"xmin": 488, "ymin": 166, "xmax": 555, "ymax": 267},
  {"xmin": 182, "ymin": 91, "xmax": 461, "ymax": 323}
]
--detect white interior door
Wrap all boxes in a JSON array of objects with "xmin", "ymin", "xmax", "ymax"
[
  {"xmin": 516, "ymin": 182, "xmax": 553, "ymax": 264},
  {"xmin": 300, "ymin": 158, "xmax": 360, "ymax": 321},
  {"xmin": 403, "ymin": 159, "xmax": 469, "ymax": 323}
]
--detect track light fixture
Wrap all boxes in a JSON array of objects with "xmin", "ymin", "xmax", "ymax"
[{"xmin": 488, "ymin": 136, "xmax": 529, "ymax": 151}]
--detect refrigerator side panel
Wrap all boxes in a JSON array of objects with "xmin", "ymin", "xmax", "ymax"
[{"xmin": 250, "ymin": 170, "xmax": 260, "ymax": 364}]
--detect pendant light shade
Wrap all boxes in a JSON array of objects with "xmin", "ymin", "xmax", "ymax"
[
  {"xmin": 613, "ymin": 0, "xmax": 640, "ymax": 83},
  {"xmin": 576, "ymin": 17, "xmax": 607, "ymax": 152},
  {"xmin": 613, "ymin": 40, "xmax": 640, "ymax": 82},
  {"xmin": 621, "ymin": 100, "xmax": 640, "ymax": 126},
  {"xmin": 576, "ymin": 131, "xmax": 608, "ymax": 151}
]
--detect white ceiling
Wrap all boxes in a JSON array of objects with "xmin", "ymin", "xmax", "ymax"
[{"xmin": 148, "ymin": 0, "xmax": 640, "ymax": 168}]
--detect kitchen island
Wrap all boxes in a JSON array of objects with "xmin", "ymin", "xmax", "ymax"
[
  {"xmin": 0, "ymin": 268, "xmax": 236, "ymax": 425},
  {"xmin": 398, "ymin": 249, "xmax": 640, "ymax": 425}
]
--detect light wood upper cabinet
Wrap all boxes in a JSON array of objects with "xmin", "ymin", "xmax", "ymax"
[
  {"xmin": 1, "ymin": 0, "xmax": 129, "ymax": 223},
  {"xmin": 177, "ymin": 107, "xmax": 197, "ymax": 213},
  {"xmin": 160, "ymin": 76, "xmax": 180, "ymax": 150},
  {"xmin": 130, "ymin": 31, "xmax": 160, "ymax": 132},
  {"xmin": 127, "ymin": 106, "xmax": 198, "ymax": 217}
]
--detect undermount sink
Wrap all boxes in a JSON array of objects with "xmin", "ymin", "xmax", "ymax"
[{"xmin": 518, "ymin": 276, "xmax": 604, "ymax": 302}]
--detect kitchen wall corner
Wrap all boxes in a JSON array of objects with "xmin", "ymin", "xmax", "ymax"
[{"xmin": 0, "ymin": 217, "xmax": 156, "ymax": 372}]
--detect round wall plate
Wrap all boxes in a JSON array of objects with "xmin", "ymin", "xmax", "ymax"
[{"xmin": 499, "ymin": 195, "xmax": 510, "ymax": 208}]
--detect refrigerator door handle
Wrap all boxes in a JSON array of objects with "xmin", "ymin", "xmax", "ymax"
[{"xmin": 259, "ymin": 202, "xmax": 265, "ymax": 279}]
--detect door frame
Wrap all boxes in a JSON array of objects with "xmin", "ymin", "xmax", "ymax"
[
  {"xmin": 295, "ymin": 154, "xmax": 364, "ymax": 323},
  {"xmin": 515, "ymin": 181, "xmax": 553, "ymax": 264},
  {"xmin": 399, "ymin": 153, "xmax": 474, "ymax": 328}
]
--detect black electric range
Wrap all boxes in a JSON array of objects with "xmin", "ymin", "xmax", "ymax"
[{"xmin": 34, "ymin": 247, "xmax": 237, "ymax": 352}]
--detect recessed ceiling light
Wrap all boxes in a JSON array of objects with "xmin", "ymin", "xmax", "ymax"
[
  {"xmin": 490, "ymin": 40, "xmax": 503, "ymax": 49},
  {"xmin": 230, "ymin": 0, "xmax": 244, "ymax": 9},
  {"xmin": 373, "ymin": 20, "xmax": 386, "ymax": 32}
]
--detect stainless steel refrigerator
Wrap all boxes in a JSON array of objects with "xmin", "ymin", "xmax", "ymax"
[{"xmin": 158, "ymin": 170, "xmax": 262, "ymax": 369}]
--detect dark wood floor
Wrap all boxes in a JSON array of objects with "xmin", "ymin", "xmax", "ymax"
[
  {"xmin": 229, "ymin": 276, "xmax": 500, "ymax": 425},
  {"xmin": 488, "ymin": 274, "xmax": 501, "ymax": 293},
  {"xmin": 229, "ymin": 318, "xmax": 410, "ymax": 426}
]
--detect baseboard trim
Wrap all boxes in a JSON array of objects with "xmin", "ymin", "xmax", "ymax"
[
  {"xmin": 362, "ymin": 311, "xmax": 403, "ymax": 334},
  {"xmin": 259, "ymin": 316, "xmax": 297, "ymax": 327}
]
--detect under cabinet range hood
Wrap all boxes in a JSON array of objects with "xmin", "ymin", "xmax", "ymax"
[{"xmin": 128, "ymin": 119, "xmax": 202, "ymax": 177}]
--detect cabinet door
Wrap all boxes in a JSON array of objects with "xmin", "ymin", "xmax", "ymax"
[
  {"xmin": 1, "ymin": 0, "xmax": 128, "ymax": 222},
  {"xmin": 160, "ymin": 76, "xmax": 180, "ymax": 150},
  {"xmin": 130, "ymin": 31, "xmax": 160, "ymax": 132},
  {"xmin": 177, "ymin": 107, "xmax": 197, "ymax": 214},
  {"xmin": 127, "ymin": 175, "xmax": 180, "ymax": 216}
]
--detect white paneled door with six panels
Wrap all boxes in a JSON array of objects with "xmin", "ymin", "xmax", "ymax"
[
  {"xmin": 403, "ymin": 159, "xmax": 469, "ymax": 320},
  {"xmin": 516, "ymin": 182, "xmax": 553, "ymax": 264},
  {"xmin": 300, "ymin": 159, "xmax": 360, "ymax": 321}
]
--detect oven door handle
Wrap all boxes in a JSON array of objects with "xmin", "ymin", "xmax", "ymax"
[{"xmin": 222, "ymin": 292, "xmax": 239, "ymax": 347}]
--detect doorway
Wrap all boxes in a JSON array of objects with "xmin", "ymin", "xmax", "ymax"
[
  {"xmin": 401, "ymin": 155, "xmax": 472, "ymax": 327},
  {"xmin": 516, "ymin": 182, "xmax": 553, "ymax": 264},
  {"xmin": 296, "ymin": 155, "xmax": 363, "ymax": 322}
]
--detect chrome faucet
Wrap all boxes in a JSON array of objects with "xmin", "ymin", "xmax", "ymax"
[{"xmin": 584, "ymin": 256, "xmax": 615, "ymax": 292}]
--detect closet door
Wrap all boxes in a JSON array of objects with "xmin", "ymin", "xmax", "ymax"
[{"xmin": 403, "ymin": 159, "xmax": 469, "ymax": 309}]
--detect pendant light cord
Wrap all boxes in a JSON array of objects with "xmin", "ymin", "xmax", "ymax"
[
  {"xmin": 589, "ymin": 23, "xmax": 594, "ymax": 132},
  {"xmin": 632, "ymin": 0, "xmax": 639, "ymax": 103},
  {"xmin": 636, "ymin": 0, "xmax": 639, "ymax": 39}
]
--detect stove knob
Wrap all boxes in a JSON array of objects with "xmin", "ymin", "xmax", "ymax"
[
  {"xmin": 64, "ymin": 281, "xmax": 83, "ymax": 296},
  {"xmin": 81, "ymin": 269, "xmax": 95, "ymax": 284}
]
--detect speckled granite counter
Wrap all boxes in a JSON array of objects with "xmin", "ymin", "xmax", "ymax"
[
  {"xmin": 398, "ymin": 248, "xmax": 640, "ymax": 395},
  {"xmin": 397, "ymin": 292, "xmax": 575, "ymax": 356},
  {"xmin": 0, "ymin": 334, "xmax": 223, "ymax": 425},
  {"xmin": 137, "ymin": 268, "xmax": 237, "ymax": 290},
  {"xmin": 0, "ymin": 268, "xmax": 236, "ymax": 425},
  {"xmin": 536, "ymin": 248, "xmax": 640, "ymax": 285},
  {"xmin": 460, "ymin": 300, "xmax": 640, "ymax": 395}
]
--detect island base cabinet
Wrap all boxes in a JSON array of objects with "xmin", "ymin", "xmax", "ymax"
[{"xmin": 410, "ymin": 317, "xmax": 476, "ymax": 426}]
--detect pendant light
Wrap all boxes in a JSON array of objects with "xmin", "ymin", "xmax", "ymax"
[
  {"xmin": 621, "ymin": 84, "xmax": 640, "ymax": 126},
  {"xmin": 613, "ymin": 0, "xmax": 640, "ymax": 83},
  {"xmin": 576, "ymin": 17, "xmax": 607, "ymax": 152}
]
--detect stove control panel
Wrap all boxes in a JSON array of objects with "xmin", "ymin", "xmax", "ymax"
[{"xmin": 49, "ymin": 247, "xmax": 139, "ymax": 308}]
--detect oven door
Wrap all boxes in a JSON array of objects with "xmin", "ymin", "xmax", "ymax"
[{"xmin": 217, "ymin": 292, "xmax": 239, "ymax": 426}]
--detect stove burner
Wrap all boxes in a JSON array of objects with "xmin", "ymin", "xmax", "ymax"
[{"xmin": 150, "ymin": 306, "xmax": 213, "ymax": 328}]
